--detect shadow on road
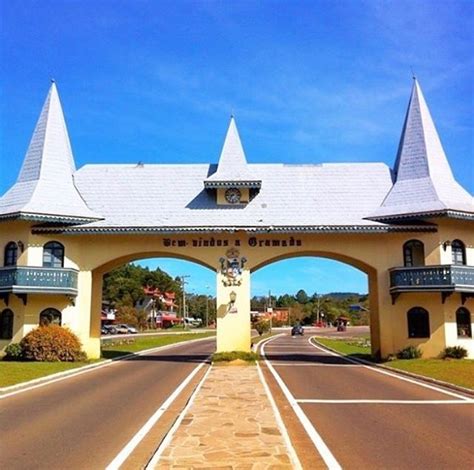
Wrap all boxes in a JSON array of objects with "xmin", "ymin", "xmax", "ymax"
[
  {"xmin": 102, "ymin": 350, "xmax": 212, "ymax": 363},
  {"xmin": 263, "ymin": 351, "xmax": 373, "ymax": 364}
]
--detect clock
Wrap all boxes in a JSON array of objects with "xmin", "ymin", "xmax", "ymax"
[{"xmin": 225, "ymin": 188, "xmax": 242, "ymax": 204}]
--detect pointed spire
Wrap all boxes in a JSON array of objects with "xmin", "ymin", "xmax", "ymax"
[
  {"xmin": 0, "ymin": 82, "xmax": 101, "ymax": 222},
  {"xmin": 368, "ymin": 79, "xmax": 473, "ymax": 220},
  {"xmin": 18, "ymin": 81, "xmax": 76, "ymax": 183},
  {"xmin": 204, "ymin": 116, "xmax": 261, "ymax": 189}
]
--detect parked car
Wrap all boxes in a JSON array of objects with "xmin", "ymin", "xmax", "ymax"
[
  {"xmin": 102, "ymin": 325, "xmax": 118, "ymax": 335},
  {"xmin": 291, "ymin": 325, "xmax": 304, "ymax": 336},
  {"xmin": 116, "ymin": 324, "xmax": 138, "ymax": 334}
]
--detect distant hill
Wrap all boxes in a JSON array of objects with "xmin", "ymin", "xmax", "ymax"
[{"xmin": 324, "ymin": 292, "xmax": 366, "ymax": 299}]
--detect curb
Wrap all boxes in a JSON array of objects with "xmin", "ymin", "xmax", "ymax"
[
  {"xmin": 0, "ymin": 335, "xmax": 215, "ymax": 397},
  {"xmin": 312, "ymin": 337, "xmax": 474, "ymax": 398}
]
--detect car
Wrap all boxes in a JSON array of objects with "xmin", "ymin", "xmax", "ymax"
[
  {"xmin": 102, "ymin": 325, "xmax": 118, "ymax": 335},
  {"xmin": 116, "ymin": 324, "xmax": 138, "ymax": 334},
  {"xmin": 291, "ymin": 325, "xmax": 304, "ymax": 336}
]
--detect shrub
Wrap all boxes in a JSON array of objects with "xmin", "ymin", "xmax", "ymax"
[
  {"xmin": 20, "ymin": 325, "xmax": 87, "ymax": 362},
  {"xmin": 212, "ymin": 351, "xmax": 259, "ymax": 362},
  {"xmin": 396, "ymin": 345, "xmax": 422, "ymax": 360},
  {"xmin": 4, "ymin": 343, "xmax": 23, "ymax": 361},
  {"xmin": 254, "ymin": 320, "xmax": 270, "ymax": 336},
  {"xmin": 443, "ymin": 346, "xmax": 468, "ymax": 359}
]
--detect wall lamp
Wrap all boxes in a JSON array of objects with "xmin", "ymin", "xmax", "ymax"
[
  {"xmin": 17, "ymin": 240, "xmax": 25, "ymax": 253},
  {"xmin": 442, "ymin": 240, "xmax": 451, "ymax": 251},
  {"xmin": 229, "ymin": 291, "xmax": 237, "ymax": 306}
]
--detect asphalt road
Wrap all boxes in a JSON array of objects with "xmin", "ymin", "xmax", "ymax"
[
  {"xmin": 262, "ymin": 333, "xmax": 474, "ymax": 469},
  {"xmin": 0, "ymin": 338, "xmax": 215, "ymax": 470}
]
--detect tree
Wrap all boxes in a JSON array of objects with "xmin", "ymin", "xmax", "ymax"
[
  {"xmin": 295, "ymin": 289, "xmax": 309, "ymax": 304},
  {"xmin": 277, "ymin": 294, "xmax": 296, "ymax": 307},
  {"xmin": 103, "ymin": 263, "xmax": 182, "ymax": 308}
]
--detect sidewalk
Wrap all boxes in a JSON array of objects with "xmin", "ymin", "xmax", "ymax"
[{"xmin": 152, "ymin": 364, "xmax": 299, "ymax": 469}]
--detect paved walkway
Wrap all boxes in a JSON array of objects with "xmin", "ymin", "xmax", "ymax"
[{"xmin": 153, "ymin": 364, "xmax": 299, "ymax": 469}]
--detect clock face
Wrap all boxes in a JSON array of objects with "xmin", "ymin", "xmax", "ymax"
[{"xmin": 225, "ymin": 188, "xmax": 242, "ymax": 204}]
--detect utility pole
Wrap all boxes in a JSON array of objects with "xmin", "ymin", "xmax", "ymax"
[
  {"xmin": 268, "ymin": 289, "xmax": 273, "ymax": 332},
  {"xmin": 180, "ymin": 275, "xmax": 190, "ymax": 318},
  {"xmin": 205, "ymin": 285, "xmax": 210, "ymax": 328},
  {"xmin": 316, "ymin": 294, "xmax": 321, "ymax": 325}
]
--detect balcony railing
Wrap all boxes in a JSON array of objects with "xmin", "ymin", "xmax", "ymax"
[
  {"xmin": 0, "ymin": 266, "xmax": 78, "ymax": 296},
  {"xmin": 389, "ymin": 265, "xmax": 474, "ymax": 303}
]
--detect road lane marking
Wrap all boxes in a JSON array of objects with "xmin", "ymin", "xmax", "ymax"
[
  {"xmin": 260, "ymin": 337, "xmax": 342, "ymax": 470},
  {"xmin": 309, "ymin": 338, "xmax": 472, "ymax": 401},
  {"xmin": 145, "ymin": 364, "xmax": 213, "ymax": 469},
  {"xmin": 271, "ymin": 362, "xmax": 363, "ymax": 367},
  {"xmin": 297, "ymin": 399, "xmax": 474, "ymax": 404},
  {"xmin": 0, "ymin": 336, "xmax": 215, "ymax": 400},
  {"xmin": 257, "ymin": 361, "xmax": 303, "ymax": 470},
  {"xmin": 106, "ymin": 359, "xmax": 210, "ymax": 470}
]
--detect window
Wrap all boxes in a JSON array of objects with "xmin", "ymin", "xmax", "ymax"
[
  {"xmin": 403, "ymin": 240, "xmax": 425, "ymax": 267},
  {"xmin": 0, "ymin": 309, "xmax": 14, "ymax": 339},
  {"xmin": 407, "ymin": 307, "xmax": 430, "ymax": 338},
  {"xmin": 456, "ymin": 307, "xmax": 472, "ymax": 338},
  {"xmin": 451, "ymin": 240, "xmax": 466, "ymax": 265},
  {"xmin": 39, "ymin": 308, "xmax": 62, "ymax": 326},
  {"xmin": 4, "ymin": 242, "xmax": 18, "ymax": 267},
  {"xmin": 43, "ymin": 241, "xmax": 64, "ymax": 268}
]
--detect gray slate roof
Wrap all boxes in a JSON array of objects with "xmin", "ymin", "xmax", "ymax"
[
  {"xmin": 69, "ymin": 161, "xmax": 395, "ymax": 230},
  {"xmin": 2, "ymin": 80, "xmax": 472, "ymax": 233},
  {"xmin": 0, "ymin": 83, "xmax": 102, "ymax": 222},
  {"xmin": 204, "ymin": 117, "xmax": 261, "ymax": 188},
  {"xmin": 368, "ymin": 80, "xmax": 473, "ymax": 221}
]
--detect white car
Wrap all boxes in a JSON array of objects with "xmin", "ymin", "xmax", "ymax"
[{"xmin": 116, "ymin": 324, "xmax": 137, "ymax": 334}]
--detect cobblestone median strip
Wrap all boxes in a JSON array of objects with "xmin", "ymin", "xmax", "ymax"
[{"xmin": 152, "ymin": 365, "xmax": 300, "ymax": 469}]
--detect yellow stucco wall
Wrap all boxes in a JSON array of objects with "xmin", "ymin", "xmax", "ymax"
[{"xmin": 1, "ymin": 219, "xmax": 473, "ymax": 359}]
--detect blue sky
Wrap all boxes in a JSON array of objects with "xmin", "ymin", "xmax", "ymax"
[{"xmin": 1, "ymin": 1, "xmax": 472, "ymax": 296}]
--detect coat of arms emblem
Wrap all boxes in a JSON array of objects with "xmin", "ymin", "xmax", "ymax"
[{"xmin": 219, "ymin": 248, "xmax": 247, "ymax": 286}]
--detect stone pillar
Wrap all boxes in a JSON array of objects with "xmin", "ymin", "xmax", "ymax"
[
  {"xmin": 74, "ymin": 270, "xmax": 101, "ymax": 359},
  {"xmin": 372, "ymin": 269, "xmax": 395, "ymax": 359},
  {"xmin": 216, "ymin": 269, "xmax": 251, "ymax": 353}
]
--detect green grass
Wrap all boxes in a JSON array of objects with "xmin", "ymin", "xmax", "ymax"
[
  {"xmin": 1, "ymin": 332, "xmax": 215, "ymax": 388},
  {"xmin": 313, "ymin": 336, "xmax": 474, "ymax": 390},
  {"xmin": 101, "ymin": 332, "xmax": 215, "ymax": 359},
  {"xmin": 386, "ymin": 359, "xmax": 474, "ymax": 390},
  {"xmin": 0, "ymin": 361, "xmax": 98, "ymax": 388},
  {"xmin": 315, "ymin": 337, "xmax": 373, "ymax": 360},
  {"xmin": 212, "ymin": 351, "xmax": 259, "ymax": 363}
]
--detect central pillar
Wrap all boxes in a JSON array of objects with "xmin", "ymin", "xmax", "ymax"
[{"xmin": 216, "ymin": 269, "xmax": 251, "ymax": 352}]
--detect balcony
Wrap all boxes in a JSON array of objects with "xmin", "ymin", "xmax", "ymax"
[
  {"xmin": 0, "ymin": 266, "xmax": 78, "ymax": 305},
  {"xmin": 389, "ymin": 265, "xmax": 474, "ymax": 304}
]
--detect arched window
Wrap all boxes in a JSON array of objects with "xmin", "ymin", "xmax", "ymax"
[
  {"xmin": 39, "ymin": 308, "xmax": 62, "ymax": 326},
  {"xmin": 0, "ymin": 309, "xmax": 14, "ymax": 339},
  {"xmin": 43, "ymin": 241, "xmax": 64, "ymax": 268},
  {"xmin": 456, "ymin": 307, "xmax": 472, "ymax": 338},
  {"xmin": 4, "ymin": 242, "xmax": 18, "ymax": 267},
  {"xmin": 407, "ymin": 307, "xmax": 430, "ymax": 338},
  {"xmin": 403, "ymin": 240, "xmax": 425, "ymax": 267},
  {"xmin": 451, "ymin": 240, "xmax": 466, "ymax": 265}
]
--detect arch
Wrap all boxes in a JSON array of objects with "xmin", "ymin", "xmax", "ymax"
[
  {"xmin": 4, "ymin": 241, "xmax": 18, "ymax": 267},
  {"xmin": 0, "ymin": 309, "xmax": 14, "ymax": 339},
  {"xmin": 403, "ymin": 239, "xmax": 425, "ymax": 267},
  {"xmin": 93, "ymin": 251, "xmax": 215, "ymax": 276},
  {"xmin": 251, "ymin": 250, "xmax": 375, "ymax": 276},
  {"xmin": 451, "ymin": 239, "xmax": 466, "ymax": 265},
  {"xmin": 43, "ymin": 241, "xmax": 65, "ymax": 268},
  {"xmin": 407, "ymin": 307, "xmax": 430, "ymax": 338},
  {"xmin": 456, "ymin": 307, "xmax": 472, "ymax": 338},
  {"xmin": 39, "ymin": 308, "xmax": 62, "ymax": 326}
]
